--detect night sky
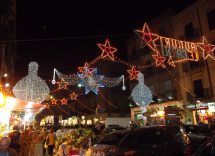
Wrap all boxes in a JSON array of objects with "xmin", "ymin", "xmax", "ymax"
[{"xmin": 15, "ymin": 0, "xmax": 195, "ymax": 80}]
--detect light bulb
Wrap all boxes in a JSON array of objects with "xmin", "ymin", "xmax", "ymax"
[{"xmin": 52, "ymin": 79, "xmax": 56, "ymax": 84}]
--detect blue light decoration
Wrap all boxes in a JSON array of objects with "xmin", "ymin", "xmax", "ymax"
[
  {"xmin": 131, "ymin": 73, "xmax": 152, "ymax": 107},
  {"xmin": 78, "ymin": 68, "xmax": 104, "ymax": 94},
  {"xmin": 52, "ymin": 68, "xmax": 125, "ymax": 95}
]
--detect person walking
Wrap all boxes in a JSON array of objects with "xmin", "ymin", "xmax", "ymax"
[
  {"xmin": 46, "ymin": 128, "xmax": 55, "ymax": 156},
  {"xmin": 40, "ymin": 128, "xmax": 48, "ymax": 155},
  {"xmin": 0, "ymin": 137, "xmax": 17, "ymax": 156},
  {"xmin": 8, "ymin": 126, "xmax": 21, "ymax": 154}
]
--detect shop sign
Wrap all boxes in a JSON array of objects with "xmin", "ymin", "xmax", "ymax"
[
  {"xmin": 187, "ymin": 103, "xmax": 208, "ymax": 109},
  {"xmin": 208, "ymin": 102, "xmax": 215, "ymax": 112}
]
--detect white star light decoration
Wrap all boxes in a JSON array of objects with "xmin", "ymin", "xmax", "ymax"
[
  {"xmin": 78, "ymin": 68, "xmax": 104, "ymax": 94},
  {"xmin": 13, "ymin": 62, "xmax": 50, "ymax": 103},
  {"xmin": 131, "ymin": 73, "xmax": 152, "ymax": 107}
]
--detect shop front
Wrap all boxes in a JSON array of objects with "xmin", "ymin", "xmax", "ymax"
[
  {"xmin": 187, "ymin": 102, "xmax": 215, "ymax": 125},
  {"xmin": 131, "ymin": 100, "xmax": 185, "ymax": 126}
]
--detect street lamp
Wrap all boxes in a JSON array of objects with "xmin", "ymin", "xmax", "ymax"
[{"xmin": 0, "ymin": 91, "xmax": 6, "ymax": 107}]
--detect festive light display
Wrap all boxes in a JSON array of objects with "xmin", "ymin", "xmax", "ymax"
[
  {"xmin": 152, "ymin": 53, "xmax": 166, "ymax": 68},
  {"xmin": 13, "ymin": 62, "xmax": 50, "ymax": 103},
  {"xmin": 77, "ymin": 62, "xmax": 95, "ymax": 78},
  {"xmin": 135, "ymin": 23, "xmax": 159, "ymax": 51},
  {"xmin": 57, "ymin": 80, "xmax": 69, "ymax": 90},
  {"xmin": 70, "ymin": 92, "xmax": 79, "ymax": 100},
  {"xmin": 166, "ymin": 67, "xmax": 195, "ymax": 98},
  {"xmin": 97, "ymin": 39, "xmax": 117, "ymax": 61},
  {"xmin": 51, "ymin": 98, "xmax": 57, "ymax": 105},
  {"xmin": 127, "ymin": 66, "xmax": 140, "ymax": 80},
  {"xmin": 102, "ymin": 75, "xmax": 126, "ymax": 90},
  {"xmin": 197, "ymin": 36, "xmax": 215, "ymax": 60},
  {"xmin": 78, "ymin": 68, "xmax": 104, "ymax": 94},
  {"xmin": 135, "ymin": 23, "xmax": 215, "ymax": 68},
  {"xmin": 131, "ymin": 73, "xmax": 152, "ymax": 107},
  {"xmin": 99, "ymin": 92, "xmax": 117, "ymax": 108},
  {"xmin": 167, "ymin": 56, "xmax": 175, "ymax": 67},
  {"xmin": 60, "ymin": 98, "xmax": 68, "ymax": 105},
  {"xmin": 53, "ymin": 68, "xmax": 126, "ymax": 94}
]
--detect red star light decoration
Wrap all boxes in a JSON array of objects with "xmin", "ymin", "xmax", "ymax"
[
  {"xmin": 197, "ymin": 36, "xmax": 215, "ymax": 60},
  {"xmin": 51, "ymin": 99, "xmax": 57, "ymax": 105},
  {"xmin": 57, "ymin": 80, "xmax": 69, "ymax": 90},
  {"xmin": 135, "ymin": 23, "xmax": 159, "ymax": 51},
  {"xmin": 127, "ymin": 66, "xmax": 140, "ymax": 80},
  {"xmin": 152, "ymin": 53, "xmax": 166, "ymax": 68},
  {"xmin": 45, "ymin": 104, "xmax": 49, "ymax": 109},
  {"xmin": 97, "ymin": 39, "xmax": 117, "ymax": 61},
  {"xmin": 167, "ymin": 56, "xmax": 175, "ymax": 67},
  {"xmin": 78, "ymin": 62, "xmax": 94, "ymax": 74},
  {"xmin": 60, "ymin": 98, "xmax": 68, "ymax": 105},
  {"xmin": 70, "ymin": 92, "xmax": 78, "ymax": 100}
]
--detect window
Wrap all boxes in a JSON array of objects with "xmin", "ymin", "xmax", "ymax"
[
  {"xmin": 207, "ymin": 9, "xmax": 215, "ymax": 31},
  {"xmin": 189, "ymin": 61, "xmax": 200, "ymax": 69},
  {"xmin": 184, "ymin": 23, "xmax": 194, "ymax": 39},
  {"xmin": 163, "ymin": 80, "xmax": 172, "ymax": 91},
  {"xmin": 193, "ymin": 79, "xmax": 204, "ymax": 98}
]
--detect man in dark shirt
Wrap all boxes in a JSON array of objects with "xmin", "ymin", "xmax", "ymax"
[{"xmin": 8, "ymin": 126, "xmax": 20, "ymax": 154}]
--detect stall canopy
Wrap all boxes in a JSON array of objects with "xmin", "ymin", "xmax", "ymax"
[{"xmin": 4, "ymin": 96, "xmax": 45, "ymax": 114}]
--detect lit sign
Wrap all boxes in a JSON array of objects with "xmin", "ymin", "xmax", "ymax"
[
  {"xmin": 160, "ymin": 37, "xmax": 199, "ymax": 61},
  {"xmin": 135, "ymin": 23, "xmax": 215, "ymax": 68}
]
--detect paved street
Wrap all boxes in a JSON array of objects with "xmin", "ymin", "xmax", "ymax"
[{"xmin": 35, "ymin": 143, "xmax": 48, "ymax": 156}]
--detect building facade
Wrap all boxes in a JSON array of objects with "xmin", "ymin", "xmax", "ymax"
[{"xmin": 128, "ymin": 0, "xmax": 215, "ymax": 125}]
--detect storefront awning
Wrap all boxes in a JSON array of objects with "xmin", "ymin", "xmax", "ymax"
[{"xmin": 4, "ymin": 96, "xmax": 45, "ymax": 114}]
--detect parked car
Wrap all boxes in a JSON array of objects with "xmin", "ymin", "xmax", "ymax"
[
  {"xmin": 85, "ymin": 125, "xmax": 192, "ymax": 156},
  {"xmin": 102, "ymin": 125, "xmax": 126, "ymax": 134},
  {"xmin": 192, "ymin": 137, "xmax": 215, "ymax": 156},
  {"xmin": 184, "ymin": 125, "xmax": 213, "ymax": 149}
]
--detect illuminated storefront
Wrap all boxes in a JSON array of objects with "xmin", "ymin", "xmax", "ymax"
[{"xmin": 187, "ymin": 102, "xmax": 215, "ymax": 125}]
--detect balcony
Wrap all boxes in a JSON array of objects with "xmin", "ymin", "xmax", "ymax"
[{"xmin": 186, "ymin": 88, "xmax": 212, "ymax": 102}]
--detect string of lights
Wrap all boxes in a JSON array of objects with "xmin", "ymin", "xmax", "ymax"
[
  {"xmin": 166, "ymin": 67, "xmax": 196, "ymax": 98},
  {"xmin": 99, "ymin": 92, "xmax": 118, "ymax": 108}
]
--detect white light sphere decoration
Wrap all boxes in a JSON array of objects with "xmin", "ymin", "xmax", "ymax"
[{"xmin": 13, "ymin": 62, "xmax": 50, "ymax": 103}]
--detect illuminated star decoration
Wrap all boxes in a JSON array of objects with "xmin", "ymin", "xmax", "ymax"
[
  {"xmin": 167, "ymin": 56, "xmax": 175, "ymax": 67},
  {"xmin": 97, "ymin": 39, "xmax": 117, "ymax": 61},
  {"xmin": 131, "ymin": 73, "xmax": 152, "ymax": 107},
  {"xmin": 51, "ymin": 98, "xmax": 57, "ymax": 105},
  {"xmin": 60, "ymin": 98, "xmax": 68, "ymax": 105},
  {"xmin": 57, "ymin": 80, "xmax": 69, "ymax": 90},
  {"xmin": 78, "ymin": 68, "xmax": 104, "ymax": 94},
  {"xmin": 127, "ymin": 66, "xmax": 140, "ymax": 80},
  {"xmin": 70, "ymin": 92, "xmax": 78, "ymax": 100},
  {"xmin": 77, "ymin": 62, "xmax": 94, "ymax": 78},
  {"xmin": 197, "ymin": 36, "xmax": 215, "ymax": 60},
  {"xmin": 45, "ymin": 104, "xmax": 49, "ymax": 109},
  {"xmin": 135, "ymin": 23, "xmax": 159, "ymax": 51},
  {"xmin": 152, "ymin": 53, "xmax": 166, "ymax": 68}
]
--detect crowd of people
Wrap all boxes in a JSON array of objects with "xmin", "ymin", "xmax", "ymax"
[
  {"xmin": 0, "ymin": 123, "xmax": 106, "ymax": 156},
  {"xmin": 0, "ymin": 125, "xmax": 57, "ymax": 156}
]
